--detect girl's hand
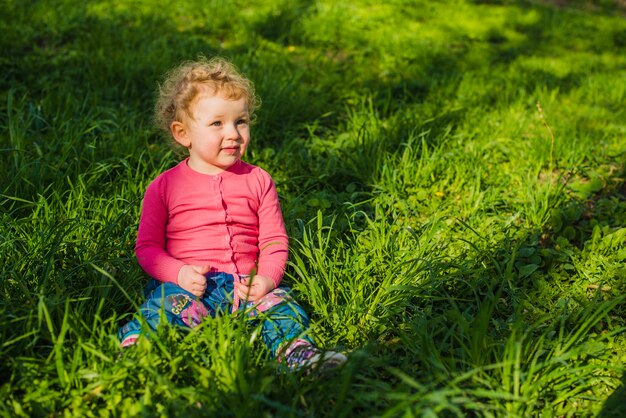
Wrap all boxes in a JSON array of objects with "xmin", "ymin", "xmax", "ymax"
[
  {"xmin": 177, "ymin": 264, "xmax": 210, "ymax": 297},
  {"xmin": 234, "ymin": 274, "xmax": 275, "ymax": 303}
]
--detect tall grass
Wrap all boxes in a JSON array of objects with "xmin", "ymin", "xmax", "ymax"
[{"xmin": 2, "ymin": 0, "xmax": 626, "ymax": 416}]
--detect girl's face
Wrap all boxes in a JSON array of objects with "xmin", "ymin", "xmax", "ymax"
[{"xmin": 171, "ymin": 90, "xmax": 250, "ymax": 175}]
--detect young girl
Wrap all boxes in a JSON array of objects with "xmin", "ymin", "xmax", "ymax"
[{"xmin": 117, "ymin": 57, "xmax": 346, "ymax": 372}]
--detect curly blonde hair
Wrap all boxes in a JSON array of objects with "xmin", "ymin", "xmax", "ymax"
[{"xmin": 154, "ymin": 57, "xmax": 259, "ymax": 138}]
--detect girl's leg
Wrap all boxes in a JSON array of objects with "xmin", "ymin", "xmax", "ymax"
[
  {"xmin": 245, "ymin": 287, "xmax": 313, "ymax": 358},
  {"xmin": 118, "ymin": 280, "xmax": 211, "ymax": 346},
  {"xmin": 245, "ymin": 287, "xmax": 346, "ymax": 371},
  {"xmin": 118, "ymin": 273, "xmax": 235, "ymax": 347}
]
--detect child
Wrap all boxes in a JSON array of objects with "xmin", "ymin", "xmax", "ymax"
[{"xmin": 117, "ymin": 57, "xmax": 346, "ymax": 372}]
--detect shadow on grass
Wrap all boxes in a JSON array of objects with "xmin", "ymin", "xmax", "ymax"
[{"xmin": 600, "ymin": 376, "xmax": 626, "ymax": 417}]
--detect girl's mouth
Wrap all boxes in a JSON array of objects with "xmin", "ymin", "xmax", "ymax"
[{"xmin": 222, "ymin": 146, "xmax": 239, "ymax": 155}]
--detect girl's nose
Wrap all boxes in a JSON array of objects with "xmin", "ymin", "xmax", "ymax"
[{"xmin": 225, "ymin": 123, "xmax": 241, "ymax": 139}]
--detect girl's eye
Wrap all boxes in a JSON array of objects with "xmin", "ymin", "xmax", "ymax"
[
  {"xmin": 236, "ymin": 119, "xmax": 248, "ymax": 125},
  {"xmin": 211, "ymin": 121, "xmax": 222, "ymax": 127}
]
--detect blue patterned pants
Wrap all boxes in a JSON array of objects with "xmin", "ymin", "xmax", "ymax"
[{"xmin": 117, "ymin": 272, "xmax": 312, "ymax": 357}]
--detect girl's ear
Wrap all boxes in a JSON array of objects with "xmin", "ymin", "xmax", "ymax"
[{"xmin": 170, "ymin": 121, "xmax": 190, "ymax": 147}]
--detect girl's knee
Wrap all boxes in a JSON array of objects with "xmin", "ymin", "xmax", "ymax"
[
  {"xmin": 178, "ymin": 299, "xmax": 210, "ymax": 327},
  {"xmin": 165, "ymin": 294, "xmax": 210, "ymax": 327},
  {"xmin": 143, "ymin": 293, "xmax": 209, "ymax": 328},
  {"xmin": 255, "ymin": 287, "xmax": 294, "ymax": 313}
]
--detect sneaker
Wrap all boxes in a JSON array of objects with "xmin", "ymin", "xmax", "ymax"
[{"xmin": 285, "ymin": 343, "xmax": 347, "ymax": 373}]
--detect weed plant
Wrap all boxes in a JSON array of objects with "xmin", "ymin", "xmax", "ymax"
[{"xmin": 1, "ymin": 0, "xmax": 626, "ymax": 416}]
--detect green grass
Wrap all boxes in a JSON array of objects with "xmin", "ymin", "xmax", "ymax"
[{"xmin": 2, "ymin": 0, "xmax": 626, "ymax": 416}]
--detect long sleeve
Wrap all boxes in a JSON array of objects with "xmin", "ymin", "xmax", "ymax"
[
  {"xmin": 135, "ymin": 179, "xmax": 185, "ymax": 283},
  {"xmin": 255, "ymin": 174, "xmax": 289, "ymax": 287}
]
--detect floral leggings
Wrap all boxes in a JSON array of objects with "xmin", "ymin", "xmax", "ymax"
[{"xmin": 117, "ymin": 272, "xmax": 313, "ymax": 358}]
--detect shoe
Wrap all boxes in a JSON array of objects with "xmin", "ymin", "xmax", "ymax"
[{"xmin": 285, "ymin": 343, "xmax": 347, "ymax": 373}]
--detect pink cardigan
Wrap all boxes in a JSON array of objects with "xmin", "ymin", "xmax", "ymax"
[{"xmin": 135, "ymin": 159, "xmax": 289, "ymax": 287}]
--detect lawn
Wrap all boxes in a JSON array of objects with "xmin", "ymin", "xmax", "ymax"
[{"xmin": 1, "ymin": 0, "xmax": 626, "ymax": 416}]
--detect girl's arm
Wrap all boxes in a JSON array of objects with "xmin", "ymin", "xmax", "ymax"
[
  {"xmin": 255, "ymin": 172, "xmax": 289, "ymax": 288},
  {"xmin": 135, "ymin": 180, "xmax": 186, "ymax": 283}
]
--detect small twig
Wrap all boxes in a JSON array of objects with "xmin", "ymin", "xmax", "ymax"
[
  {"xmin": 536, "ymin": 101, "xmax": 556, "ymax": 174},
  {"xmin": 586, "ymin": 284, "xmax": 612, "ymax": 292}
]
